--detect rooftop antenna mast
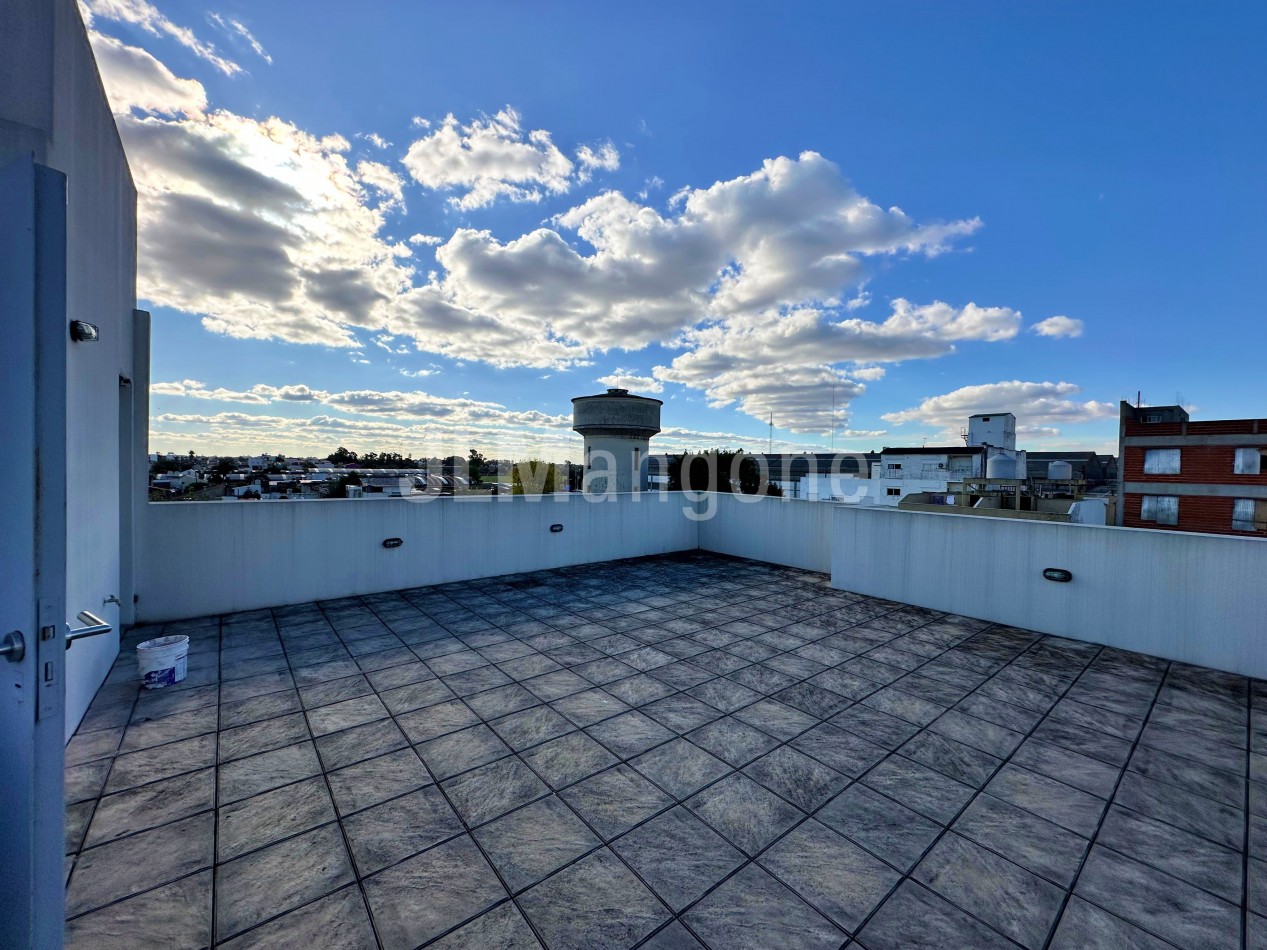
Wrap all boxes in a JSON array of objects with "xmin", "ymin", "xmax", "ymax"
[{"xmin": 768, "ymin": 411, "xmax": 773, "ymax": 454}]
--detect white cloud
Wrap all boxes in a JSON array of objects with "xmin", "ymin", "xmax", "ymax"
[
  {"xmin": 356, "ymin": 132, "xmax": 391, "ymax": 150},
  {"xmin": 151, "ymin": 380, "xmax": 570, "ymax": 431},
  {"xmin": 637, "ymin": 176, "xmax": 664, "ymax": 200},
  {"xmin": 89, "ymin": 31, "xmax": 207, "ymax": 116},
  {"xmin": 83, "ymin": 0, "xmax": 241, "ymax": 75},
  {"xmin": 356, "ymin": 160, "xmax": 405, "ymax": 210},
  {"xmin": 208, "ymin": 13, "xmax": 271, "ymax": 64},
  {"xmin": 1031, "ymin": 315, "xmax": 1084, "ymax": 338},
  {"xmin": 653, "ymin": 299, "xmax": 1020, "ymax": 433},
  {"xmin": 844, "ymin": 288, "xmax": 872, "ymax": 311},
  {"xmin": 881, "ymin": 380, "xmax": 1115, "ymax": 441},
  {"xmin": 410, "ymin": 116, "xmax": 431, "ymax": 129},
  {"xmin": 150, "ymin": 379, "xmax": 269, "ymax": 403},
  {"xmin": 89, "ymin": 33, "xmax": 1029, "ymax": 441},
  {"xmin": 151, "ymin": 380, "xmax": 327, "ymax": 403},
  {"xmin": 576, "ymin": 141, "xmax": 620, "ymax": 181},
  {"xmin": 420, "ymin": 152, "xmax": 982, "ymax": 365},
  {"xmin": 114, "ymin": 107, "xmax": 412, "ymax": 347},
  {"xmin": 401, "ymin": 107, "xmax": 576, "ymax": 210},
  {"xmin": 595, "ymin": 371, "xmax": 664, "ymax": 394}
]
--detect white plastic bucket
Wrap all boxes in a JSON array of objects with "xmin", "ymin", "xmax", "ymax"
[{"xmin": 136, "ymin": 635, "xmax": 189, "ymax": 689}]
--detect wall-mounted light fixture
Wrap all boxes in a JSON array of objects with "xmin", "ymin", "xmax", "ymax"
[
  {"xmin": 382, "ymin": 538, "xmax": 403, "ymax": 549},
  {"xmin": 70, "ymin": 320, "xmax": 99, "ymax": 342},
  {"xmin": 1042, "ymin": 568, "xmax": 1073, "ymax": 583},
  {"xmin": 549, "ymin": 524, "xmax": 564, "ymax": 533}
]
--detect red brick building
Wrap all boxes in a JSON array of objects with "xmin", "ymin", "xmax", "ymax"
[{"xmin": 1117, "ymin": 402, "xmax": 1267, "ymax": 536}]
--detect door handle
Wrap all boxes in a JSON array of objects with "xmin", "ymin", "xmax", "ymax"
[
  {"xmin": 0, "ymin": 631, "xmax": 24, "ymax": 663},
  {"xmin": 66, "ymin": 611, "xmax": 112, "ymax": 650}
]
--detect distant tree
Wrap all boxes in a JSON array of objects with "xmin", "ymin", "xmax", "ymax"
[
  {"xmin": 149, "ymin": 457, "xmax": 184, "ymax": 477},
  {"xmin": 355, "ymin": 451, "xmax": 415, "ymax": 469},
  {"xmin": 324, "ymin": 474, "xmax": 362, "ymax": 498},
  {"xmin": 667, "ymin": 450, "xmax": 781, "ymax": 496},
  {"xmin": 512, "ymin": 460, "xmax": 557, "ymax": 494},
  {"xmin": 328, "ymin": 446, "xmax": 359, "ymax": 465},
  {"xmin": 467, "ymin": 448, "xmax": 487, "ymax": 486}
]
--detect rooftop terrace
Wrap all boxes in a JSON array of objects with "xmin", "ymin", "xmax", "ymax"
[{"xmin": 63, "ymin": 552, "xmax": 1261, "ymax": 949}]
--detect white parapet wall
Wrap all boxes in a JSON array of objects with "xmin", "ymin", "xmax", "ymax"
[
  {"xmin": 137, "ymin": 493, "xmax": 700, "ymax": 622},
  {"xmin": 831, "ymin": 505, "xmax": 1267, "ymax": 679},
  {"xmin": 697, "ymin": 493, "xmax": 835, "ymax": 573}
]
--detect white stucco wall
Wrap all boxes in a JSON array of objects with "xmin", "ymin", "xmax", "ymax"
[
  {"xmin": 1, "ymin": 0, "xmax": 139, "ymax": 737},
  {"xmin": 136, "ymin": 493, "xmax": 700, "ymax": 621},
  {"xmin": 831, "ymin": 506, "xmax": 1267, "ymax": 679},
  {"xmin": 696, "ymin": 493, "xmax": 834, "ymax": 573}
]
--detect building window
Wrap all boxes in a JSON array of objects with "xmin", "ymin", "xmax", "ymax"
[
  {"xmin": 1143, "ymin": 448, "xmax": 1181, "ymax": 475},
  {"xmin": 1234, "ymin": 448, "xmax": 1265, "ymax": 475},
  {"xmin": 886, "ymin": 487, "xmax": 901, "ymax": 497},
  {"xmin": 1233, "ymin": 499, "xmax": 1267, "ymax": 532},
  {"xmin": 1140, "ymin": 495, "xmax": 1179, "ymax": 525}
]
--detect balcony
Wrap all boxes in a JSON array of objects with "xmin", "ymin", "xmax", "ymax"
[{"xmin": 63, "ymin": 528, "xmax": 1262, "ymax": 948}]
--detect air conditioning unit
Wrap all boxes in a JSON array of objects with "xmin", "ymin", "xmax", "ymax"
[{"xmin": 937, "ymin": 463, "xmax": 945, "ymax": 469}]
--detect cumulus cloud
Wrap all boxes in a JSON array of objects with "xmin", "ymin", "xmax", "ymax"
[
  {"xmin": 595, "ymin": 370, "xmax": 664, "ymax": 394},
  {"xmin": 149, "ymin": 405, "xmax": 865, "ymax": 461},
  {"xmin": 1031, "ymin": 315, "xmax": 1084, "ymax": 338},
  {"xmin": 401, "ymin": 108, "xmax": 579, "ymax": 210},
  {"xmin": 576, "ymin": 141, "xmax": 620, "ymax": 181},
  {"xmin": 150, "ymin": 380, "xmax": 571, "ymax": 430},
  {"xmin": 416, "ymin": 152, "xmax": 982, "ymax": 366},
  {"xmin": 150, "ymin": 380, "xmax": 270, "ymax": 403},
  {"xmin": 83, "ymin": 0, "xmax": 241, "ymax": 75},
  {"xmin": 151, "ymin": 380, "xmax": 327, "ymax": 403},
  {"xmin": 653, "ymin": 299, "xmax": 1020, "ymax": 433},
  {"xmin": 116, "ymin": 108, "xmax": 412, "ymax": 347},
  {"xmin": 89, "ymin": 31, "xmax": 207, "ymax": 116},
  {"xmin": 89, "ymin": 31, "xmax": 1026, "ymax": 442},
  {"xmin": 356, "ymin": 160, "xmax": 405, "ymax": 210},
  {"xmin": 881, "ymin": 380, "xmax": 1115, "ymax": 441}
]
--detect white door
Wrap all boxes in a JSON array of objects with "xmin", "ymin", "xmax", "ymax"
[{"xmin": 0, "ymin": 155, "xmax": 69, "ymax": 948}]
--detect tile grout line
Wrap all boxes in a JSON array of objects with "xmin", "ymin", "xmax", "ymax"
[
  {"xmin": 288, "ymin": 601, "xmax": 389, "ymax": 950},
  {"xmin": 66, "ymin": 554, "xmax": 1254, "ymax": 950},
  {"xmin": 1242, "ymin": 681, "xmax": 1253, "ymax": 950},
  {"xmin": 820, "ymin": 636, "xmax": 1110, "ymax": 948},
  {"xmin": 68, "ymin": 563, "xmax": 1033, "ymax": 943},
  {"xmin": 354, "ymin": 592, "xmax": 557, "ymax": 950},
  {"xmin": 1038, "ymin": 657, "xmax": 1171, "ymax": 950}
]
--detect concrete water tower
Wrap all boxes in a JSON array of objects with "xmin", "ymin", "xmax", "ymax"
[{"xmin": 572, "ymin": 388, "xmax": 662, "ymax": 493}]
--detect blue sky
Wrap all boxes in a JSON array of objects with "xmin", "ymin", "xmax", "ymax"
[{"xmin": 85, "ymin": 2, "xmax": 1267, "ymax": 461}]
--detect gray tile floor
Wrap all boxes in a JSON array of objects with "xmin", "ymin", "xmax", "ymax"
[{"xmin": 62, "ymin": 552, "xmax": 1265, "ymax": 949}]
